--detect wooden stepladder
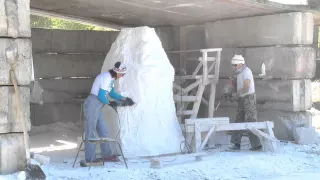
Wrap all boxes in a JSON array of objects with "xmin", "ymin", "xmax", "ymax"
[{"xmin": 172, "ymin": 48, "xmax": 222, "ymax": 122}]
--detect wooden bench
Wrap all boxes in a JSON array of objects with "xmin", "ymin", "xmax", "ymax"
[{"xmin": 184, "ymin": 118, "xmax": 278, "ymax": 153}]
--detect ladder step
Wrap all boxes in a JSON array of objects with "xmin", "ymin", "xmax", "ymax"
[
  {"xmin": 174, "ymin": 75, "xmax": 215, "ymax": 80},
  {"xmin": 177, "ymin": 110, "xmax": 195, "ymax": 116},
  {"xmin": 173, "ymin": 95, "xmax": 199, "ymax": 102},
  {"xmin": 186, "ymin": 57, "xmax": 216, "ymax": 61}
]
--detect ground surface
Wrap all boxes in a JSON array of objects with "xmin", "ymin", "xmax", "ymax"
[{"xmin": 1, "ymin": 122, "xmax": 320, "ymax": 180}]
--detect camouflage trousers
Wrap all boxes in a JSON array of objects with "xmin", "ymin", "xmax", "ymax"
[{"xmin": 230, "ymin": 93, "xmax": 261, "ymax": 148}]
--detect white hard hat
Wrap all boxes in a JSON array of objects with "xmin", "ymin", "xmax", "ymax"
[
  {"xmin": 231, "ymin": 55, "xmax": 245, "ymax": 65},
  {"xmin": 113, "ymin": 62, "xmax": 127, "ymax": 74}
]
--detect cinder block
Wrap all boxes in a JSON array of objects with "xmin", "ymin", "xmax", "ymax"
[
  {"xmin": 211, "ymin": 79, "xmax": 312, "ymax": 111},
  {"xmin": 293, "ymin": 127, "xmax": 319, "ymax": 144},
  {"xmin": 245, "ymin": 47, "xmax": 316, "ymax": 79},
  {"xmin": 0, "ymin": 86, "xmax": 31, "ymax": 133},
  {"xmin": 0, "ymin": 38, "xmax": 32, "ymax": 85},
  {"xmin": 30, "ymin": 103, "xmax": 82, "ymax": 126},
  {"xmin": 30, "ymin": 79, "xmax": 93, "ymax": 104},
  {"xmin": 214, "ymin": 107, "xmax": 320, "ymax": 141},
  {"xmin": 0, "ymin": 0, "xmax": 31, "ymax": 37},
  {"xmin": 0, "ymin": 133, "xmax": 26, "ymax": 175},
  {"xmin": 31, "ymin": 28, "xmax": 115, "ymax": 53},
  {"xmin": 33, "ymin": 54, "xmax": 105, "ymax": 78},
  {"xmin": 205, "ymin": 12, "xmax": 314, "ymax": 47}
]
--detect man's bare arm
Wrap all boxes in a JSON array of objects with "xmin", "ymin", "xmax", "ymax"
[{"xmin": 239, "ymin": 79, "xmax": 251, "ymax": 94}]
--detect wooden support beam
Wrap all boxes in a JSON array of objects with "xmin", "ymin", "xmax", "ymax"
[
  {"xmin": 191, "ymin": 84, "xmax": 205, "ymax": 119},
  {"xmin": 192, "ymin": 62, "xmax": 203, "ymax": 76},
  {"xmin": 199, "ymin": 125, "xmax": 216, "ymax": 151},
  {"xmin": 183, "ymin": 80, "xmax": 201, "ymax": 94},
  {"xmin": 176, "ymin": 110, "xmax": 194, "ymax": 116},
  {"xmin": 202, "ymin": 52, "xmax": 208, "ymax": 85},
  {"xmin": 200, "ymin": 48, "xmax": 223, "ymax": 53},
  {"xmin": 266, "ymin": 121, "xmax": 278, "ymax": 152},
  {"xmin": 173, "ymin": 95, "xmax": 199, "ymax": 102},
  {"xmin": 186, "ymin": 121, "xmax": 274, "ymax": 133},
  {"xmin": 174, "ymin": 75, "xmax": 215, "ymax": 80},
  {"xmin": 194, "ymin": 123, "xmax": 201, "ymax": 152},
  {"xmin": 185, "ymin": 117, "xmax": 230, "ymax": 125}
]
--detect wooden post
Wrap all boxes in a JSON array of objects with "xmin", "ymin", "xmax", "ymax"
[
  {"xmin": 194, "ymin": 122, "xmax": 201, "ymax": 152},
  {"xmin": 202, "ymin": 52, "xmax": 208, "ymax": 85},
  {"xmin": 199, "ymin": 125, "xmax": 216, "ymax": 151}
]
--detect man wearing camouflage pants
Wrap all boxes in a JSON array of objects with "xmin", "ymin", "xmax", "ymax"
[{"xmin": 228, "ymin": 55, "xmax": 262, "ymax": 151}]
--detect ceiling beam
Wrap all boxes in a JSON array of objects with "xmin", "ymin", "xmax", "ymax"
[{"xmin": 30, "ymin": 8, "xmax": 131, "ymax": 30}]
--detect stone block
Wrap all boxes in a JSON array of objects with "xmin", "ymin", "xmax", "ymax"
[
  {"xmin": 245, "ymin": 47, "xmax": 316, "ymax": 79},
  {"xmin": 30, "ymin": 79, "xmax": 93, "ymax": 104},
  {"xmin": 293, "ymin": 127, "xmax": 319, "ymax": 145},
  {"xmin": 31, "ymin": 28, "xmax": 115, "ymax": 53},
  {"xmin": 205, "ymin": 12, "xmax": 314, "ymax": 47},
  {"xmin": 214, "ymin": 107, "xmax": 320, "ymax": 141},
  {"xmin": 0, "ymin": 133, "xmax": 26, "ymax": 175},
  {"xmin": 0, "ymin": 38, "xmax": 32, "ymax": 85},
  {"xmin": 0, "ymin": 86, "xmax": 31, "ymax": 133},
  {"xmin": 0, "ymin": 0, "xmax": 31, "ymax": 37},
  {"xmin": 211, "ymin": 79, "xmax": 312, "ymax": 111},
  {"xmin": 30, "ymin": 103, "xmax": 82, "ymax": 126},
  {"xmin": 33, "ymin": 54, "xmax": 105, "ymax": 78}
]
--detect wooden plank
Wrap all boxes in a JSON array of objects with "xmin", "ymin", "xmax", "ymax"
[
  {"xmin": 191, "ymin": 84, "xmax": 205, "ymax": 119},
  {"xmin": 208, "ymin": 61, "xmax": 216, "ymax": 74},
  {"xmin": 176, "ymin": 110, "xmax": 194, "ymax": 116},
  {"xmin": 202, "ymin": 52, "xmax": 208, "ymax": 85},
  {"xmin": 200, "ymin": 48, "xmax": 223, "ymax": 53},
  {"xmin": 248, "ymin": 128, "xmax": 277, "ymax": 141},
  {"xmin": 185, "ymin": 117, "xmax": 230, "ymax": 125},
  {"xmin": 174, "ymin": 75, "xmax": 214, "ymax": 80},
  {"xmin": 192, "ymin": 61, "xmax": 203, "ymax": 76},
  {"xmin": 33, "ymin": 53, "xmax": 105, "ymax": 78},
  {"xmin": 266, "ymin": 121, "xmax": 278, "ymax": 152},
  {"xmin": 183, "ymin": 81, "xmax": 201, "ymax": 94},
  {"xmin": 186, "ymin": 121, "xmax": 274, "ymax": 133},
  {"xmin": 208, "ymin": 83, "xmax": 217, "ymax": 118},
  {"xmin": 173, "ymin": 95, "xmax": 199, "ymax": 102},
  {"xmin": 194, "ymin": 123, "xmax": 201, "ymax": 152},
  {"xmin": 199, "ymin": 125, "xmax": 216, "ymax": 151}
]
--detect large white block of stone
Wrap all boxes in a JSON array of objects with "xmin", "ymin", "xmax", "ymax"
[
  {"xmin": 0, "ymin": 0, "xmax": 31, "ymax": 37},
  {"xmin": 101, "ymin": 26, "xmax": 184, "ymax": 158},
  {"xmin": 205, "ymin": 12, "xmax": 314, "ymax": 47},
  {"xmin": 0, "ymin": 133, "xmax": 26, "ymax": 175},
  {"xmin": 0, "ymin": 38, "xmax": 32, "ymax": 85},
  {"xmin": 0, "ymin": 86, "xmax": 31, "ymax": 133}
]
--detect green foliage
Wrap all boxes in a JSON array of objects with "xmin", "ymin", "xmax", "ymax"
[{"xmin": 30, "ymin": 15, "xmax": 115, "ymax": 31}]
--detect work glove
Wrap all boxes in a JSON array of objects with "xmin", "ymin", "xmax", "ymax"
[
  {"xmin": 231, "ymin": 92, "xmax": 240, "ymax": 102},
  {"xmin": 109, "ymin": 101, "xmax": 118, "ymax": 109},
  {"xmin": 125, "ymin": 97, "xmax": 135, "ymax": 106}
]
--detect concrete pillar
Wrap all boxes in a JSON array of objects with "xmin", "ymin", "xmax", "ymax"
[{"xmin": 0, "ymin": 0, "xmax": 31, "ymax": 175}]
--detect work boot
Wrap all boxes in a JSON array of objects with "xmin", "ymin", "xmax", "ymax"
[
  {"xmin": 103, "ymin": 155, "xmax": 120, "ymax": 162},
  {"xmin": 228, "ymin": 144, "xmax": 241, "ymax": 150},
  {"xmin": 80, "ymin": 158, "xmax": 103, "ymax": 167},
  {"xmin": 249, "ymin": 145, "xmax": 262, "ymax": 151}
]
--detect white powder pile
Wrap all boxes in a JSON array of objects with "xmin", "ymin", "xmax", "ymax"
[{"xmin": 101, "ymin": 26, "xmax": 184, "ymax": 158}]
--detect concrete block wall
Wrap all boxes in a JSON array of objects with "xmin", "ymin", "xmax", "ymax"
[
  {"xmin": 0, "ymin": 0, "xmax": 30, "ymax": 175},
  {"xmin": 202, "ymin": 12, "xmax": 317, "ymax": 141},
  {"xmin": 170, "ymin": 12, "xmax": 317, "ymax": 141},
  {"xmin": 31, "ymin": 27, "xmax": 176, "ymax": 126}
]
